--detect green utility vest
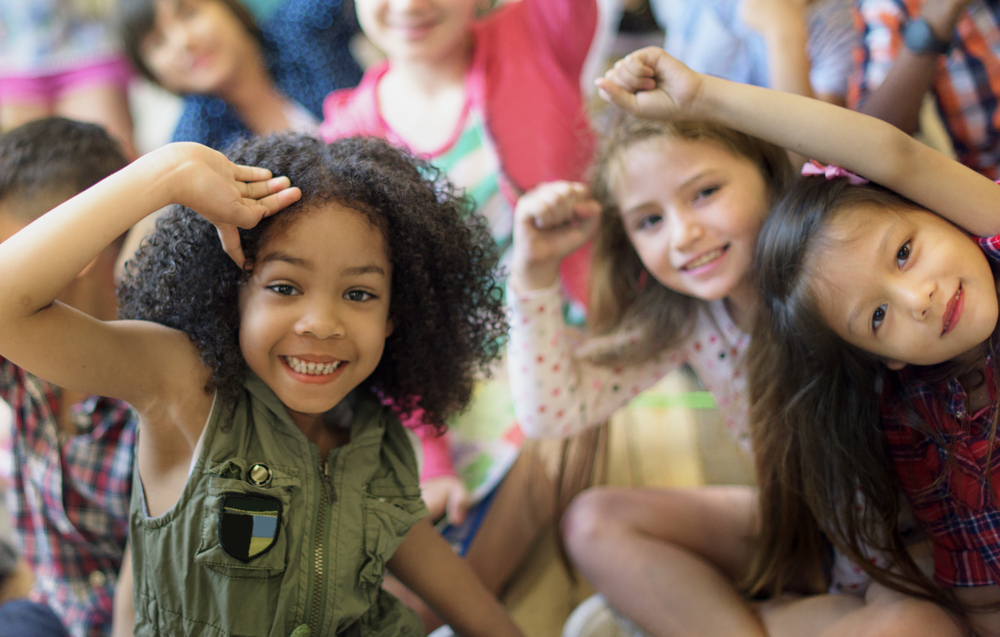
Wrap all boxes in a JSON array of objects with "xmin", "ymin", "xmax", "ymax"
[{"xmin": 130, "ymin": 374, "xmax": 428, "ymax": 637}]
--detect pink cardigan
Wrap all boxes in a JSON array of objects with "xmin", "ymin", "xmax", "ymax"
[
  {"xmin": 321, "ymin": 0, "xmax": 598, "ymax": 307},
  {"xmin": 321, "ymin": 0, "xmax": 597, "ymax": 189}
]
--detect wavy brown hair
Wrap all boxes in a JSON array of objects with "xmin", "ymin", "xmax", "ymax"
[
  {"xmin": 587, "ymin": 111, "xmax": 794, "ymax": 363},
  {"xmin": 746, "ymin": 175, "xmax": 988, "ymax": 620}
]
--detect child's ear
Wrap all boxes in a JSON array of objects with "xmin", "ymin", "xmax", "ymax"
[
  {"xmin": 882, "ymin": 358, "xmax": 907, "ymax": 371},
  {"xmin": 384, "ymin": 317, "xmax": 394, "ymax": 338}
]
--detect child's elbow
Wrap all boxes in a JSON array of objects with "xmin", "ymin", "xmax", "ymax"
[{"xmin": 877, "ymin": 124, "xmax": 928, "ymax": 185}]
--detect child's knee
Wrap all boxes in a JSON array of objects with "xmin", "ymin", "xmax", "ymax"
[
  {"xmin": 861, "ymin": 598, "xmax": 962, "ymax": 637},
  {"xmin": 561, "ymin": 487, "xmax": 624, "ymax": 557}
]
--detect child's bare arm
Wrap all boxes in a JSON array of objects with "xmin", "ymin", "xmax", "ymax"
[
  {"xmin": 0, "ymin": 143, "xmax": 299, "ymax": 417},
  {"xmin": 740, "ymin": 0, "xmax": 815, "ymax": 100},
  {"xmin": 111, "ymin": 545, "xmax": 134, "ymax": 637},
  {"xmin": 387, "ymin": 519, "xmax": 524, "ymax": 637},
  {"xmin": 597, "ymin": 47, "xmax": 1000, "ymax": 237}
]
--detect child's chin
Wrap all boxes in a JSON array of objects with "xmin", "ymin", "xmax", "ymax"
[{"xmin": 282, "ymin": 392, "xmax": 349, "ymax": 416}]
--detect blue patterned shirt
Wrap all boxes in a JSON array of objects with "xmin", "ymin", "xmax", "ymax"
[{"xmin": 171, "ymin": 0, "xmax": 362, "ymax": 150}]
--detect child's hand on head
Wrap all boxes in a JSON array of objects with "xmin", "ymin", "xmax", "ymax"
[
  {"xmin": 511, "ymin": 181, "xmax": 600, "ymax": 293},
  {"xmin": 596, "ymin": 47, "xmax": 703, "ymax": 122},
  {"xmin": 421, "ymin": 475, "xmax": 472, "ymax": 525},
  {"xmin": 154, "ymin": 143, "xmax": 302, "ymax": 264}
]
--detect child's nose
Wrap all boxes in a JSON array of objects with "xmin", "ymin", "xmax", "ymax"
[
  {"xmin": 894, "ymin": 278, "xmax": 936, "ymax": 319},
  {"xmin": 667, "ymin": 210, "xmax": 702, "ymax": 251},
  {"xmin": 165, "ymin": 19, "xmax": 198, "ymax": 54},
  {"xmin": 295, "ymin": 302, "xmax": 346, "ymax": 339}
]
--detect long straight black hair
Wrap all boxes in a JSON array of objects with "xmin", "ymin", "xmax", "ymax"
[{"xmin": 745, "ymin": 175, "xmax": 984, "ymax": 619}]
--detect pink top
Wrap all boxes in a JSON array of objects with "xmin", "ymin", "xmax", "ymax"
[
  {"xmin": 320, "ymin": 0, "xmax": 598, "ymax": 193},
  {"xmin": 320, "ymin": 0, "xmax": 598, "ymax": 309}
]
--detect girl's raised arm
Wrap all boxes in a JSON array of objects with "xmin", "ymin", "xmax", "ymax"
[
  {"xmin": 0, "ymin": 143, "xmax": 299, "ymax": 411},
  {"xmin": 597, "ymin": 47, "xmax": 1000, "ymax": 238}
]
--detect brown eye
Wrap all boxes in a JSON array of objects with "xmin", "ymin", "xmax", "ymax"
[
  {"xmin": 267, "ymin": 283, "xmax": 298, "ymax": 296},
  {"xmin": 896, "ymin": 241, "xmax": 910, "ymax": 267},
  {"xmin": 872, "ymin": 304, "xmax": 887, "ymax": 332},
  {"xmin": 345, "ymin": 290, "xmax": 374, "ymax": 302}
]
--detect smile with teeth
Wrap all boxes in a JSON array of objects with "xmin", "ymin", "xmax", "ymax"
[
  {"xmin": 682, "ymin": 245, "xmax": 728, "ymax": 271},
  {"xmin": 283, "ymin": 356, "xmax": 344, "ymax": 376}
]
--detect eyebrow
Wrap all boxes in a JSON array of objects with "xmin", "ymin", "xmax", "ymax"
[
  {"xmin": 342, "ymin": 265, "xmax": 387, "ymax": 277},
  {"xmin": 844, "ymin": 221, "xmax": 899, "ymax": 336},
  {"xmin": 259, "ymin": 251, "xmax": 308, "ymax": 267},
  {"xmin": 621, "ymin": 202, "xmax": 659, "ymax": 220},
  {"xmin": 621, "ymin": 170, "xmax": 717, "ymax": 218}
]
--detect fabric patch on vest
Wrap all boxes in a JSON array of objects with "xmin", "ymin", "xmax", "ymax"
[{"xmin": 218, "ymin": 493, "xmax": 282, "ymax": 562}]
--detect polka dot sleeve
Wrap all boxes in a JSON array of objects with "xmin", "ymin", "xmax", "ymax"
[{"xmin": 507, "ymin": 283, "xmax": 682, "ymax": 438}]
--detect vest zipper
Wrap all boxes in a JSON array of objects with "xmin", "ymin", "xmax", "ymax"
[{"xmin": 308, "ymin": 462, "xmax": 332, "ymax": 634}]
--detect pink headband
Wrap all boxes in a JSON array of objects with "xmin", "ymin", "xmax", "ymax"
[{"xmin": 801, "ymin": 160, "xmax": 869, "ymax": 185}]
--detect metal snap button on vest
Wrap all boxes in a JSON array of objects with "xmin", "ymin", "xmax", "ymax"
[{"xmin": 247, "ymin": 463, "xmax": 273, "ymax": 487}]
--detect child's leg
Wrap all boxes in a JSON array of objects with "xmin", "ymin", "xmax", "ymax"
[
  {"xmin": 384, "ymin": 435, "xmax": 591, "ymax": 632},
  {"xmin": 382, "ymin": 449, "xmax": 557, "ymax": 631},
  {"xmin": 57, "ymin": 85, "xmax": 134, "ymax": 159},
  {"xmin": 54, "ymin": 59, "xmax": 135, "ymax": 159},
  {"xmin": 562, "ymin": 485, "xmax": 768, "ymax": 637},
  {"xmin": 760, "ymin": 583, "xmax": 962, "ymax": 637},
  {"xmin": 464, "ymin": 439, "xmax": 561, "ymax": 594},
  {"xmin": 0, "ymin": 75, "xmax": 51, "ymax": 131},
  {"xmin": 565, "ymin": 485, "xmax": 963, "ymax": 637}
]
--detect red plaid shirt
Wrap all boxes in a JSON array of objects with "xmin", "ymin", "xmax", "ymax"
[
  {"xmin": 880, "ymin": 234, "xmax": 1000, "ymax": 586},
  {"xmin": 0, "ymin": 357, "xmax": 136, "ymax": 637}
]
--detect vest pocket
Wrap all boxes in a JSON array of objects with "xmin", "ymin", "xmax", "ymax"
[
  {"xmin": 358, "ymin": 484, "xmax": 425, "ymax": 587},
  {"xmin": 195, "ymin": 473, "xmax": 296, "ymax": 579}
]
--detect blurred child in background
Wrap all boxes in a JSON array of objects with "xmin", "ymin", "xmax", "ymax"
[
  {"xmin": 119, "ymin": 0, "xmax": 362, "ymax": 150},
  {"xmin": 0, "ymin": 117, "xmax": 136, "ymax": 637},
  {"xmin": 320, "ymin": 0, "xmax": 604, "ymax": 627},
  {"xmin": 0, "ymin": 0, "xmax": 135, "ymax": 156},
  {"xmin": 650, "ymin": 0, "xmax": 856, "ymax": 103}
]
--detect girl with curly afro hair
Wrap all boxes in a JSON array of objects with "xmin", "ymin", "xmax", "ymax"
[{"xmin": 0, "ymin": 133, "xmax": 519, "ymax": 637}]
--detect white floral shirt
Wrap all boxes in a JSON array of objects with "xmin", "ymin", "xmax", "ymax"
[{"xmin": 507, "ymin": 283, "xmax": 751, "ymax": 453}]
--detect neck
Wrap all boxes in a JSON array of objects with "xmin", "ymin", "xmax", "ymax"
[
  {"xmin": 287, "ymin": 409, "xmax": 350, "ymax": 461},
  {"xmin": 723, "ymin": 278, "xmax": 759, "ymax": 333},
  {"xmin": 385, "ymin": 39, "xmax": 472, "ymax": 97}
]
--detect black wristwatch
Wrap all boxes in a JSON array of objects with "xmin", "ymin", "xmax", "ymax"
[{"xmin": 903, "ymin": 17, "xmax": 953, "ymax": 55}]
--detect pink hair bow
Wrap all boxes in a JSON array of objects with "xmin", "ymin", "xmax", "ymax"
[{"xmin": 801, "ymin": 160, "xmax": 869, "ymax": 185}]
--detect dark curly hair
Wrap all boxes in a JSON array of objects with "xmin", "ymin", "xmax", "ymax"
[{"xmin": 118, "ymin": 134, "xmax": 507, "ymax": 427}]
